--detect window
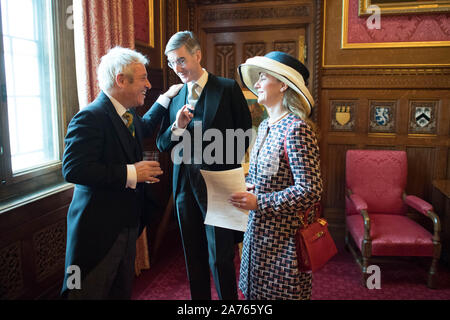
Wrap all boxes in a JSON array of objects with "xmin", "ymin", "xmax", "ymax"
[
  {"xmin": 2, "ymin": 0, "xmax": 59, "ymax": 173},
  {"xmin": 0, "ymin": 0, "xmax": 78, "ymax": 208}
]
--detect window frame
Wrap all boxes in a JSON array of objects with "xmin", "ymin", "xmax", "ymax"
[{"xmin": 0, "ymin": 0, "xmax": 78, "ymax": 210}]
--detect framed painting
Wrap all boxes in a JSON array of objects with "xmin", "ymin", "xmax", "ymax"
[
  {"xmin": 359, "ymin": 0, "xmax": 450, "ymax": 16},
  {"xmin": 342, "ymin": 0, "xmax": 450, "ymax": 49},
  {"xmin": 134, "ymin": 0, "xmax": 155, "ymax": 48}
]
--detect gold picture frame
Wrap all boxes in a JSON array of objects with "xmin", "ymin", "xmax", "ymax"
[
  {"xmin": 359, "ymin": 0, "xmax": 450, "ymax": 16},
  {"xmin": 342, "ymin": 0, "xmax": 450, "ymax": 49},
  {"xmin": 135, "ymin": 0, "xmax": 155, "ymax": 48}
]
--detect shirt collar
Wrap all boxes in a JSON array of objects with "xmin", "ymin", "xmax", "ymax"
[
  {"xmin": 188, "ymin": 68, "xmax": 208, "ymax": 91},
  {"xmin": 104, "ymin": 91, "xmax": 127, "ymax": 117}
]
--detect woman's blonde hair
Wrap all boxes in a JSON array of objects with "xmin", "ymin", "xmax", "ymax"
[{"xmin": 282, "ymin": 87, "xmax": 318, "ymax": 134}]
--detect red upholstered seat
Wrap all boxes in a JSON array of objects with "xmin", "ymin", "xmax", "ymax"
[
  {"xmin": 346, "ymin": 214, "xmax": 433, "ymax": 257},
  {"xmin": 344, "ymin": 150, "xmax": 441, "ymax": 288}
]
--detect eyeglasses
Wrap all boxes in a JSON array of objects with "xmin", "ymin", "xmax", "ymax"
[{"xmin": 167, "ymin": 57, "xmax": 186, "ymax": 69}]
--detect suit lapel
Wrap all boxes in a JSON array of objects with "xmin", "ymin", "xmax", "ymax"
[
  {"xmin": 202, "ymin": 74, "xmax": 223, "ymax": 131},
  {"xmin": 100, "ymin": 92, "xmax": 138, "ymax": 163},
  {"xmin": 171, "ymin": 84, "xmax": 188, "ymax": 122}
]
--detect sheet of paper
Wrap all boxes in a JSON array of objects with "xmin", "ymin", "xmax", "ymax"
[{"xmin": 200, "ymin": 167, "xmax": 249, "ymax": 232}]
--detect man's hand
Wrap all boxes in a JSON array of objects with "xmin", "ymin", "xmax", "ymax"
[
  {"xmin": 134, "ymin": 161, "xmax": 163, "ymax": 183},
  {"xmin": 163, "ymin": 84, "xmax": 183, "ymax": 99},
  {"xmin": 175, "ymin": 104, "xmax": 195, "ymax": 129}
]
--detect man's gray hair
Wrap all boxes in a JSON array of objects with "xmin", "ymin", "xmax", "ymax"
[
  {"xmin": 97, "ymin": 46, "xmax": 148, "ymax": 92},
  {"xmin": 164, "ymin": 31, "xmax": 201, "ymax": 56}
]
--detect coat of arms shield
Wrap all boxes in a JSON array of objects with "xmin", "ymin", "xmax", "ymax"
[
  {"xmin": 375, "ymin": 107, "xmax": 389, "ymax": 126},
  {"xmin": 415, "ymin": 107, "xmax": 431, "ymax": 128},
  {"xmin": 336, "ymin": 106, "xmax": 350, "ymax": 126}
]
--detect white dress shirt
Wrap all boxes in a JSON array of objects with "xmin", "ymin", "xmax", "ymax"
[{"xmin": 160, "ymin": 69, "xmax": 208, "ymax": 136}]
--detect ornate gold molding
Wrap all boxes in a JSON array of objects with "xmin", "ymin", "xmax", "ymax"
[
  {"xmin": 321, "ymin": 73, "xmax": 450, "ymax": 89},
  {"xmin": 358, "ymin": 0, "xmax": 450, "ymax": 16},
  {"xmin": 200, "ymin": 5, "xmax": 310, "ymax": 22}
]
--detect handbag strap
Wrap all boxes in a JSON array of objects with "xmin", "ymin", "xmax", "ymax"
[{"xmin": 282, "ymin": 119, "xmax": 321, "ymax": 226}]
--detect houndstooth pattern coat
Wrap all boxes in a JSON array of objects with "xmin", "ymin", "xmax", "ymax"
[{"xmin": 239, "ymin": 113, "xmax": 323, "ymax": 300}]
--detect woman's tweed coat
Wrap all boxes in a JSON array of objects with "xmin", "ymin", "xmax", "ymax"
[{"xmin": 239, "ymin": 113, "xmax": 323, "ymax": 300}]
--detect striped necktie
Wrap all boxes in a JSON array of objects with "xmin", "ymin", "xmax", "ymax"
[{"xmin": 123, "ymin": 111, "xmax": 135, "ymax": 137}]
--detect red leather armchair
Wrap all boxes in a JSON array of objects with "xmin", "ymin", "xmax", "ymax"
[{"xmin": 345, "ymin": 150, "xmax": 441, "ymax": 288}]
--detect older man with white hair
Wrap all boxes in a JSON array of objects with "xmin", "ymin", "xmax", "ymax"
[{"xmin": 61, "ymin": 47, "xmax": 182, "ymax": 299}]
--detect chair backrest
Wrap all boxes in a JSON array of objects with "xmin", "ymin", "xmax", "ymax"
[{"xmin": 346, "ymin": 149, "xmax": 407, "ymax": 215}]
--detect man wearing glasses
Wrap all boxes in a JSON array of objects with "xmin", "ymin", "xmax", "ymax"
[{"xmin": 145, "ymin": 31, "xmax": 252, "ymax": 300}]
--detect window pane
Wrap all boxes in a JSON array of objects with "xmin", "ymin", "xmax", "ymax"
[
  {"xmin": 1, "ymin": 0, "xmax": 58, "ymax": 173},
  {"xmin": 1, "ymin": 0, "xmax": 35, "ymax": 39}
]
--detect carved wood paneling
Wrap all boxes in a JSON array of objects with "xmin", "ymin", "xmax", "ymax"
[
  {"xmin": 200, "ymin": 5, "xmax": 310, "ymax": 22},
  {"xmin": 215, "ymin": 43, "xmax": 236, "ymax": 79},
  {"xmin": 0, "ymin": 242, "xmax": 23, "ymax": 299},
  {"xmin": 0, "ymin": 187, "xmax": 73, "ymax": 299},
  {"xmin": 273, "ymin": 41, "xmax": 297, "ymax": 59},
  {"xmin": 321, "ymin": 73, "xmax": 450, "ymax": 89},
  {"xmin": 243, "ymin": 42, "xmax": 266, "ymax": 61},
  {"xmin": 33, "ymin": 220, "xmax": 66, "ymax": 282}
]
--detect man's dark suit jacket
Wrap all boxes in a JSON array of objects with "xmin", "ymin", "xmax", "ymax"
[
  {"xmin": 61, "ymin": 91, "xmax": 166, "ymax": 295},
  {"xmin": 153, "ymin": 74, "xmax": 252, "ymax": 196}
]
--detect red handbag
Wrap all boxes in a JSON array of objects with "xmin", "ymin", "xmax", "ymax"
[
  {"xmin": 283, "ymin": 119, "xmax": 337, "ymax": 272},
  {"xmin": 295, "ymin": 204, "xmax": 337, "ymax": 272}
]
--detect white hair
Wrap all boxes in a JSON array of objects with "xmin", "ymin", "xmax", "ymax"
[{"xmin": 97, "ymin": 46, "xmax": 148, "ymax": 92}]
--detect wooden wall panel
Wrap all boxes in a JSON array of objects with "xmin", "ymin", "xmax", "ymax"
[
  {"xmin": 320, "ymin": 0, "xmax": 450, "ymax": 238},
  {"xmin": 406, "ymin": 147, "xmax": 438, "ymax": 200},
  {"xmin": 0, "ymin": 187, "xmax": 73, "ymax": 299},
  {"xmin": 195, "ymin": 0, "xmax": 315, "ymax": 89}
]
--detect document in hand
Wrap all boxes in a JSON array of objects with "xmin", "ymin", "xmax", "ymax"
[{"xmin": 200, "ymin": 167, "xmax": 249, "ymax": 232}]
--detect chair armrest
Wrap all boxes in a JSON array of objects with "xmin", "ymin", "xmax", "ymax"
[
  {"xmin": 348, "ymin": 193, "xmax": 368, "ymax": 212},
  {"xmin": 403, "ymin": 194, "xmax": 441, "ymax": 242},
  {"xmin": 347, "ymin": 190, "xmax": 371, "ymax": 241},
  {"xmin": 403, "ymin": 194, "xmax": 433, "ymax": 216}
]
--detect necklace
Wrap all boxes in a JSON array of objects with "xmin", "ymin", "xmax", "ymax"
[{"xmin": 268, "ymin": 112, "xmax": 289, "ymax": 126}]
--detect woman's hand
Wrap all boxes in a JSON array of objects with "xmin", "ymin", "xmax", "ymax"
[
  {"xmin": 229, "ymin": 191, "xmax": 257, "ymax": 211},
  {"xmin": 246, "ymin": 183, "xmax": 255, "ymax": 192}
]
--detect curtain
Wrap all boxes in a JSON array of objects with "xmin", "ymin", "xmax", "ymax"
[
  {"xmin": 74, "ymin": 0, "xmax": 135, "ymax": 106},
  {"xmin": 73, "ymin": 0, "xmax": 150, "ymax": 276}
]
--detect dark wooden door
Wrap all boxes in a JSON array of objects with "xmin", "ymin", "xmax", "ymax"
[{"xmin": 204, "ymin": 28, "xmax": 306, "ymax": 81}]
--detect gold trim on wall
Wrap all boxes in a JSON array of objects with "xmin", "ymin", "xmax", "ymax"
[
  {"xmin": 342, "ymin": 0, "xmax": 450, "ymax": 49},
  {"xmin": 149, "ymin": 0, "xmax": 155, "ymax": 48},
  {"xmin": 299, "ymin": 35, "xmax": 306, "ymax": 63},
  {"xmin": 358, "ymin": 0, "xmax": 450, "ymax": 16}
]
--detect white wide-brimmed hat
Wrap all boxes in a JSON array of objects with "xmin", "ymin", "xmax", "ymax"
[{"xmin": 238, "ymin": 51, "xmax": 314, "ymax": 116}]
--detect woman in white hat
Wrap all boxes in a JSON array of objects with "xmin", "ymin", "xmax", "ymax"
[{"xmin": 229, "ymin": 51, "xmax": 323, "ymax": 300}]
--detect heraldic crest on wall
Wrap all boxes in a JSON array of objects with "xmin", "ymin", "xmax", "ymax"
[
  {"xmin": 408, "ymin": 101, "xmax": 438, "ymax": 135},
  {"xmin": 369, "ymin": 101, "xmax": 396, "ymax": 134},
  {"xmin": 330, "ymin": 101, "xmax": 356, "ymax": 132}
]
